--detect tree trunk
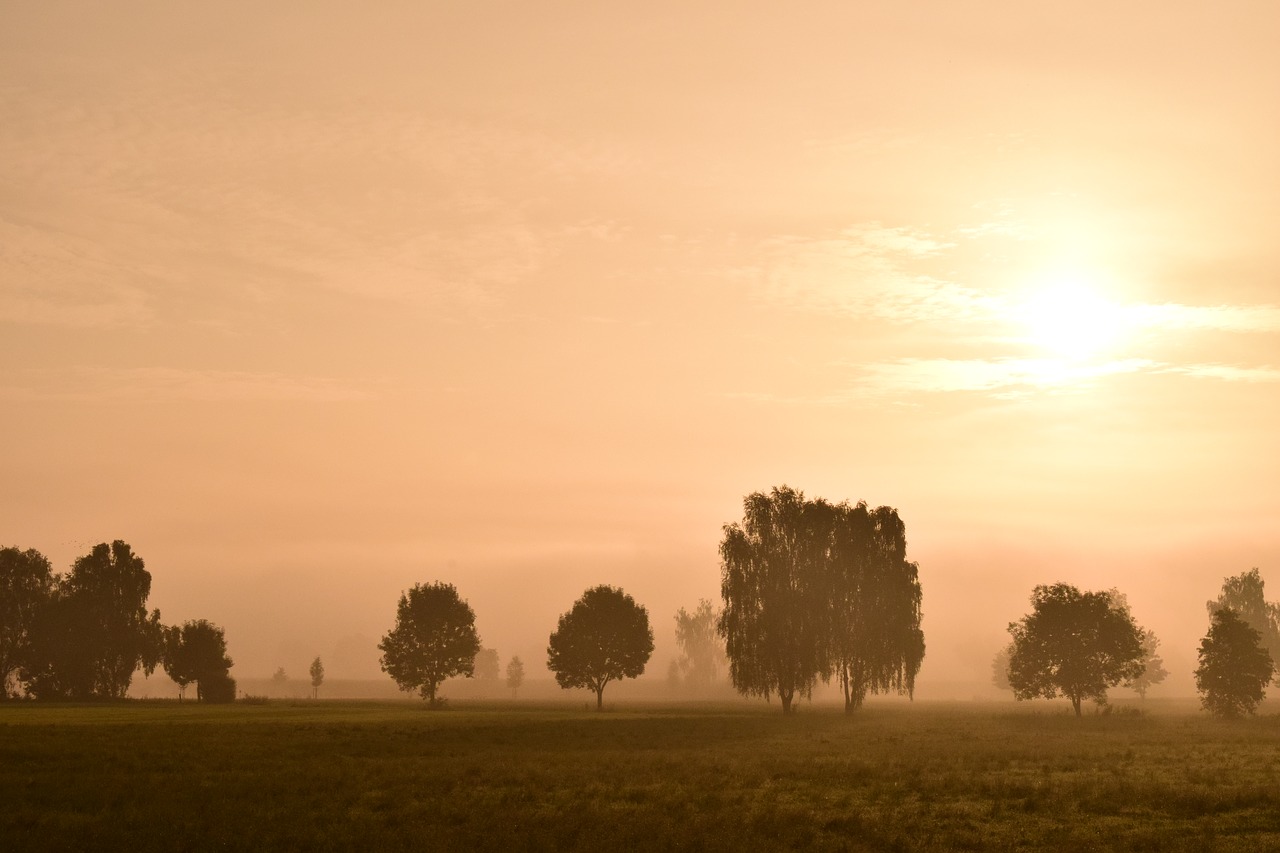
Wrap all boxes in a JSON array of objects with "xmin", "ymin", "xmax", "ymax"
[
  {"xmin": 595, "ymin": 685, "xmax": 604, "ymax": 711},
  {"xmin": 780, "ymin": 689, "xmax": 794, "ymax": 715},
  {"xmin": 1072, "ymin": 695, "xmax": 1082, "ymax": 717},
  {"xmin": 426, "ymin": 681, "xmax": 438, "ymax": 708}
]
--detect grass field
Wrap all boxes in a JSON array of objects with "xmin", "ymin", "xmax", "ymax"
[{"xmin": 4, "ymin": 698, "xmax": 1280, "ymax": 851}]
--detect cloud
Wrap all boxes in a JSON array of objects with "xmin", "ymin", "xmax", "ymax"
[
  {"xmin": 758, "ymin": 223, "xmax": 996, "ymax": 325},
  {"xmin": 0, "ymin": 367, "xmax": 374, "ymax": 402},
  {"xmin": 852, "ymin": 358, "xmax": 1157, "ymax": 398}
]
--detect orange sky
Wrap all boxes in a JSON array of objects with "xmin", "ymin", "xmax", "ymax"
[{"xmin": 2, "ymin": 2, "xmax": 1278, "ymax": 694}]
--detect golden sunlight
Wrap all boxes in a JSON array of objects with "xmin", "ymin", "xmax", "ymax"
[{"xmin": 1015, "ymin": 273, "xmax": 1129, "ymax": 361}]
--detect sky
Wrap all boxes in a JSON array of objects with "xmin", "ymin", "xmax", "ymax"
[{"xmin": 2, "ymin": 1, "xmax": 1278, "ymax": 695}]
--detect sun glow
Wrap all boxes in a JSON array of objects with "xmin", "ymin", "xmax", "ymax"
[{"xmin": 1015, "ymin": 274, "xmax": 1129, "ymax": 361}]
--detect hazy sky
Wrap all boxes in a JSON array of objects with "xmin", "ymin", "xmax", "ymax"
[{"xmin": 3, "ymin": 2, "xmax": 1278, "ymax": 693}]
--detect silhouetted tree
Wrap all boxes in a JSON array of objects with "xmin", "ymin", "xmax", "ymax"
[
  {"xmin": 991, "ymin": 644, "xmax": 1013, "ymax": 694},
  {"xmin": 505, "ymin": 655, "xmax": 524, "ymax": 699},
  {"xmin": 163, "ymin": 620, "xmax": 233, "ymax": 702},
  {"xmin": 1007, "ymin": 583, "xmax": 1144, "ymax": 717},
  {"xmin": 474, "ymin": 647, "xmax": 500, "ymax": 680},
  {"xmin": 674, "ymin": 599, "xmax": 727, "ymax": 690},
  {"xmin": 1208, "ymin": 569, "xmax": 1280, "ymax": 683},
  {"xmin": 162, "ymin": 625, "xmax": 196, "ymax": 701},
  {"xmin": 378, "ymin": 582, "xmax": 480, "ymax": 708},
  {"xmin": 0, "ymin": 547, "xmax": 54, "ymax": 699},
  {"xmin": 718, "ymin": 487, "xmax": 831, "ymax": 715},
  {"xmin": 23, "ymin": 541, "xmax": 163, "ymax": 700},
  {"xmin": 825, "ymin": 502, "xmax": 924, "ymax": 712},
  {"xmin": 547, "ymin": 585, "xmax": 653, "ymax": 710},
  {"xmin": 1196, "ymin": 608, "xmax": 1274, "ymax": 717},
  {"xmin": 718, "ymin": 487, "xmax": 925, "ymax": 715},
  {"xmin": 310, "ymin": 656, "xmax": 325, "ymax": 699}
]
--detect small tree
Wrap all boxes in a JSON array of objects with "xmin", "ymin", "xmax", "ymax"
[
  {"xmin": 1195, "ymin": 608, "xmax": 1274, "ymax": 717},
  {"xmin": 1104, "ymin": 589, "xmax": 1168, "ymax": 700},
  {"xmin": 991, "ymin": 644, "xmax": 1013, "ymax": 694},
  {"xmin": 1126, "ymin": 628, "xmax": 1168, "ymax": 700},
  {"xmin": 309, "ymin": 656, "xmax": 325, "ymax": 699},
  {"xmin": 272, "ymin": 667, "xmax": 288, "ymax": 689},
  {"xmin": 505, "ymin": 655, "xmax": 524, "ymax": 699},
  {"xmin": 162, "ymin": 620, "xmax": 233, "ymax": 702},
  {"xmin": 547, "ymin": 585, "xmax": 654, "ymax": 710},
  {"xmin": 474, "ymin": 648, "xmax": 500, "ymax": 680},
  {"xmin": 1007, "ymin": 583, "xmax": 1145, "ymax": 717},
  {"xmin": 379, "ymin": 582, "xmax": 481, "ymax": 708},
  {"xmin": 162, "ymin": 625, "xmax": 196, "ymax": 701},
  {"xmin": 674, "ymin": 599, "xmax": 727, "ymax": 690}
]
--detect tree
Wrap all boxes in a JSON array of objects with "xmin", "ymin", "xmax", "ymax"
[
  {"xmin": 674, "ymin": 599, "xmax": 727, "ymax": 690},
  {"xmin": 0, "ymin": 547, "xmax": 54, "ymax": 699},
  {"xmin": 505, "ymin": 655, "xmax": 524, "ymax": 698},
  {"xmin": 1007, "ymin": 583, "xmax": 1145, "ymax": 717},
  {"xmin": 547, "ymin": 585, "xmax": 653, "ymax": 710},
  {"xmin": 162, "ymin": 625, "xmax": 196, "ymax": 701},
  {"xmin": 23, "ymin": 541, "xmax": 164, "ymax": 700},
  {"xmin": 1208, "ymin": 569, "xmax": 1280, "ymax": 683},
  {"xmin": 310, "ymin": 656, "xmax": 325, "ymax": 699},
  {"xmin": 825, "ymin": 502, "xmax": 925, "ymax": 712},
  {"xmin": 1126, "ymin": 628, "xmax": 1168, "ymax": 699},
  {"xmin": 474, "ymin": 648, "xmax": 500, "ymax": 680},
  {"xmin": 1195, "ymin": 608, "xmax": 1274, "ymax": 717},
  {"xmin": 1104, "ymin": 589, "xmax": 1168, "ymax": 699},
  {"xmin": 718, "ymin": 487, "xmax": 832, "ymax": 715},
  {"xmin": 272, "ymin": 667, "xmax": 288, "ymax": 690},
  {"xmin": 991, "ymin": 644, "xmax": 1013, "ymax": 694},
  {"xmin": 163, "ymin": 620, "xmax": 233, "ymax": 702},
  {"xmin": 717, "ymin": 486, "xmax": 925, "ymax": 715},
  {"xmin": 378, "ymin": 582, "xmax": 480, "ymax": 708}
]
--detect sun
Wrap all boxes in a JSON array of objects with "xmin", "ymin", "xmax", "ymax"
[{"xmin": 1015, "ymin": 273, "xmax": 1128, "ymax": 361}]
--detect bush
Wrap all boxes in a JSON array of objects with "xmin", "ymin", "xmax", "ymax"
[{"xmin": 200, "ymin": 672, "xmax": 237, "ymax": 704}]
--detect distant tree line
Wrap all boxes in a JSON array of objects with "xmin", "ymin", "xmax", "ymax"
[
  {"xmin": 0, "ymin": 542, "xmax": 234, "ymax": 702},
  {"xmin": 9, "ymin": 492, "xmax": 1276, "ymax": 721}
]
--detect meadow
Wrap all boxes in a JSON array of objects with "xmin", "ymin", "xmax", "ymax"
[{"xmin": 4, "ymin": 698, "xmax": 1280, "ymax": 851}]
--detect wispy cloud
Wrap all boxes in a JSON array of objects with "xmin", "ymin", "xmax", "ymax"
[
  {"xmin": 757, "ymin": 223, "xmax": 998, "ymax": 325},
  {"xmin": 0, "ymin": 367, "xmax": 374, "ymax": 402}
]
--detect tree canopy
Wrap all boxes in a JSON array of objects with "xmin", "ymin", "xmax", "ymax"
[
  {"xmin": 547, "ymin": 585, "xmax": 653, "ymax": 710},
  {"xmin": 717, "ymin": 486, "xmax": 924, "ymax": 715},
  {"xmin": 673, "ymin": 599, "xmax": 727, "ymax": 690},
  {"xmin": 505, "ymin": 655, "xmax": 524, "ymax": 698},
  {"xmin": 0, "ymin": 547, "xmax": 54, "ymax": 699},
  {"xmin": 163, "ymin": 620, "xmax": 234, "ymax": 702},
  {"xmin": 23, "ymin": 541, "xmax": 163, "ymax": 700},
  {"xmin": 1007, "ymin": 583, "xmax": 1145, "ymax": 716},
  {"xmin": 1196, "ymin": 607, "xmax": 1274, "ymax": 718},
  {"xmin": 310, "ymin": 656, "xmax": 325, "ymax": 699},
  {"xmin": 378, "ymin": 582, "xmax": 481, "ymax": 708},
  {"xmin": 1208, "ymin": 569, "xmax": 1280, "ymax": 684}
]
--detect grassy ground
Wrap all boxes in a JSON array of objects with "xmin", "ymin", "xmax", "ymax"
[{"xmin": 3, "ymin": 699, "xmax": 1280, "ymax": 851}]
